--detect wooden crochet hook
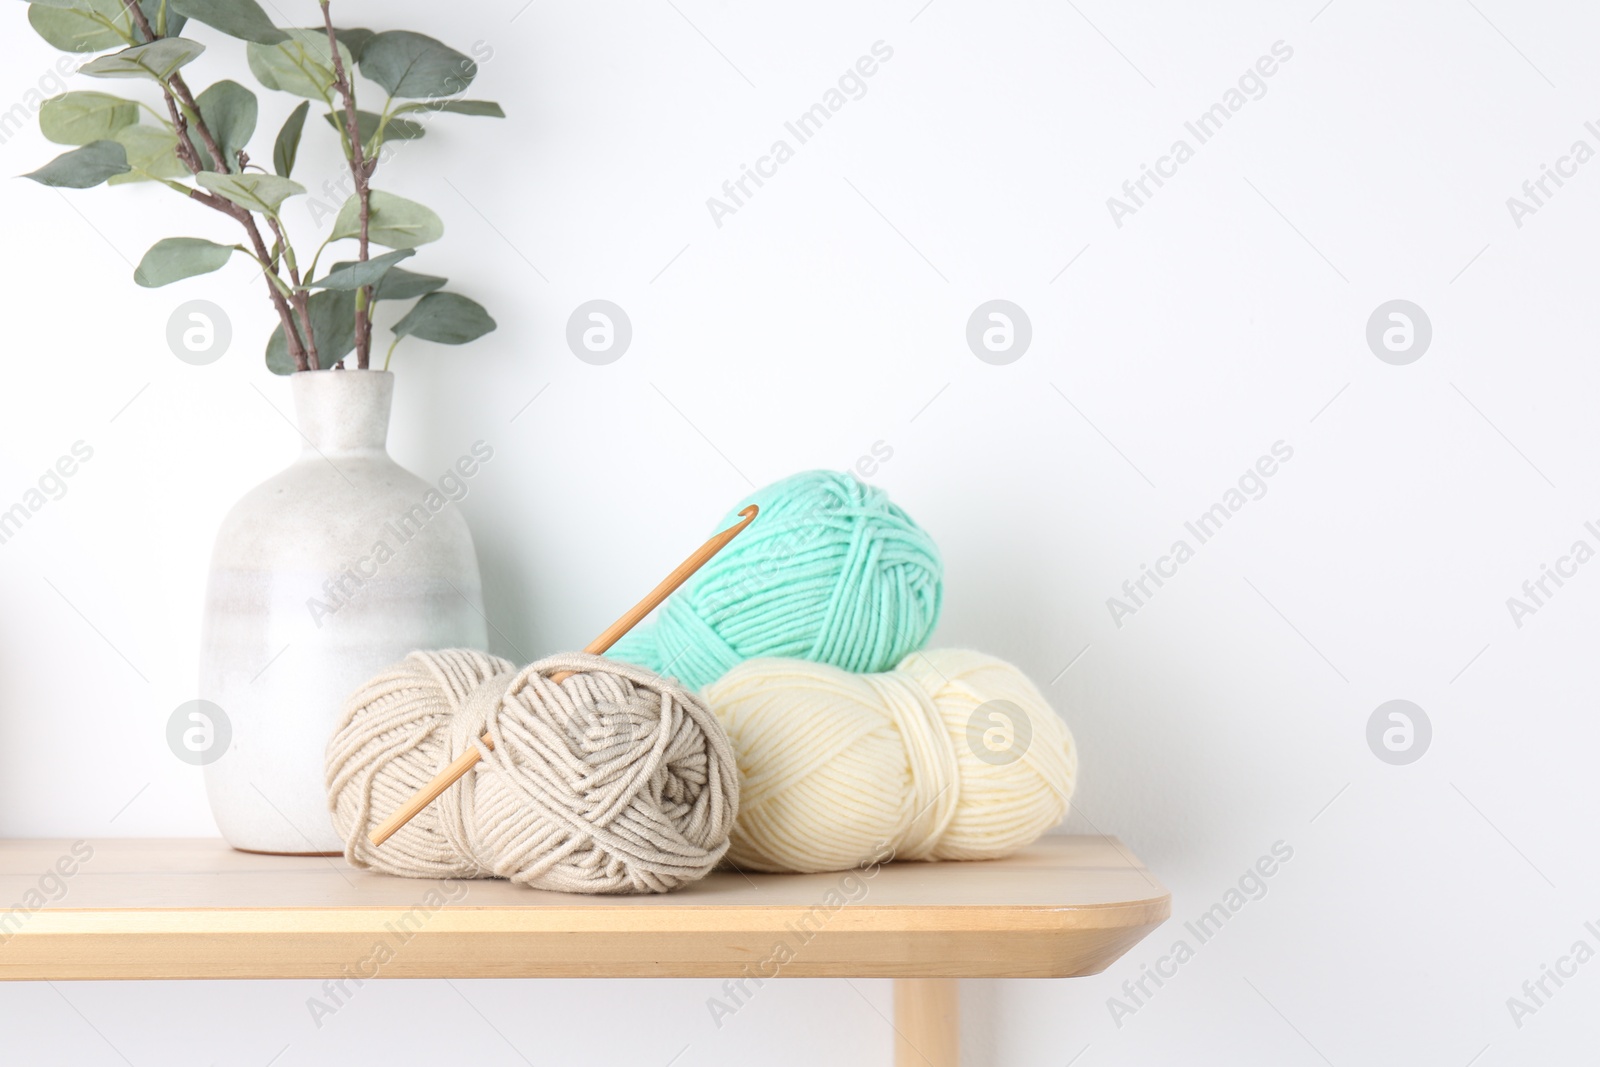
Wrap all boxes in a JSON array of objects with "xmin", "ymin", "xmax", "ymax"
[{"xmin": 368, "ymin": 504, "xmax": 759, "ymax": 847}]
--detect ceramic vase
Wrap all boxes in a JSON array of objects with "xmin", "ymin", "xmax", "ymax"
[{"xmin": 200, "ymin": 369, "xmax": 488, "ymax": 854}]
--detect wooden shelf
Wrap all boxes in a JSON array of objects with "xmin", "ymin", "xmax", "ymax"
[{"xmin": 0, "ymin": 836, "xmax": 1168, "ymax": 982}]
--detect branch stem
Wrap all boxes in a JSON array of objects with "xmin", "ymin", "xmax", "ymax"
[{"xmin": 321, "ymin": 3, "xmax": 375, "ymax": 369}]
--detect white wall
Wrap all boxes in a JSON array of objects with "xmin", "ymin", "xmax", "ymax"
[{"xmin": 1, "ymin": 0, "xmax": 1595, "ymax": 1062}]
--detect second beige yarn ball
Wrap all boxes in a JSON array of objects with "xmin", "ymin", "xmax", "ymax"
[{"xmin": 703, "ymin": 649, "xmax": 1077, "ymax": 874}]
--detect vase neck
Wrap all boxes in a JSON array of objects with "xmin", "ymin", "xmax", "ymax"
[{"xmin": 290, "ymin": 370, "xmax": 394, "ymax": 456}]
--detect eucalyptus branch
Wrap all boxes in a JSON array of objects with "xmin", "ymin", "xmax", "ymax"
[
  {"xmin": 235, "ymin": 199, "xmax": 318, "ymax": 369},
  {"xmin": 267, "ymin": 217, "xmax": 299, "ymax": 286},
  {"xmin": 168, "ymin": 77, "xmax": 229, "ymax": 174},
  {"xmin": 269, "ymin": 215, "xmax": 323, "ymax": 371},
  {"xmin": 155, "ymin": 84, "xmax": 201, "ymax": 172},
  {"xmin": 32, "ymin": 2, "xmax": 501, "ymax": 377},
  {"xmin": 369, "ymin": 99, "xmax": 395, "ymax": 158},
  {"xmin": 174, "ymin": 114, "xmax": 314, "ymax": 367},
  {"xmin": 118, "ymin": 0, "xmax": 316, "ymax": 370},
  {"xmin": 321, "ymin": 0, "xmax": 375, "ymax": 369},
  {"xmin": 118, "ymin": 6, "xmax": 223, "ymax": 171}
]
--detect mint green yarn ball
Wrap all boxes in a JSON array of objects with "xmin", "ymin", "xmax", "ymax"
[{"xmin": 610, "ymin": 471, "xmax": 943, "ymax": 690}]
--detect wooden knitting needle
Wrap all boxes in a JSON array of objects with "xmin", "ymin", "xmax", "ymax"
[{"xmin": 368, "ymin": 504, "xmax": 759, "ymax": 847}]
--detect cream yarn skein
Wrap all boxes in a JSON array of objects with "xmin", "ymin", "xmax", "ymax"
[
  {"xmin": 703, "ymin": 649, "xmax": 1076, "ymax": 874},
  {"xmin": 326, "ymin": 649, "xmax": 739, "ymax": 894}
]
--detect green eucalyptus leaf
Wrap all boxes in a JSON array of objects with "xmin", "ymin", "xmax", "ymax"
[
  {"xmin": 322, "ymin": 109, "xmax": 423, "ymax": 144},
  {"xmin": 309, "ymin": 248, "xmax": 414, "ymax": 290},
  {"xmin": 133, "ymin": 236, "xmax": 234, "ymax": 287},
  {"xmin": 27, "ymin": 2, "xmax": 123, "ymax": 51},
  {"xmin": 246, "ymin": 28, "xmax": 351, "ymax": 100},
  {"xmin": 266, "ymin": 289, "xmax": 355, "ymax": 373},
  {"xmin": 371, "ymin": 265, "xmax": 446, "ymax": 301},
  {"xmin": 359, "ymin": 30, "xmax": 476, "ymax": 99},
  {"xmin": 194, "ymin": 79, "xmax": 257, "ymax": 172},
  {"xmin": 79, "ymin": 37, "xmax": 205, "ymax": 79},
  {"xmin": 334, "ymin": 27, "xmax": 373, "ymax": 61},
  {"xmin": 332, "ymin": 190, "xmax": 442, "ymax": 249},
  {"xmin": 39, "ymin": 91, "xmax": 137, "ymax": 145},
  {"xmin": 108, "ymin": 124, "xmax": 185, "ymax": 184},
  {"xmin": 391, "ymin": 292, "xmax": 495, "ymax": 345},
  {"xmin": 394, "ymin": 99, "xmax": 504, "ymax": 119},
  {"xmin": 196, "ymin": 170, "xmax": 303, "ymax": 213},
  {"xmin": 265, "ymin": 328, "xmax": 298, "ymax": 375},
  {"xmin": 25, "ymin": 0, "xmax": 184, "ymax": 45},
  {"xmin": 22, "ymin": 139, "xmax": 129, "ymax": 187},
  {"xmin": 272, "ymin": 99, "xmax": 309, "ymax": 178},
  {"xmin": 24, "ymin": 0, "xmax": 179, "ymax": 48},
  {"xmin": 168, "ymin": 0, "xmax": 285, "ymax": 44},
  {"xmin": 323, "ymin": 260, "xmax": 448, "ymax": 301}
]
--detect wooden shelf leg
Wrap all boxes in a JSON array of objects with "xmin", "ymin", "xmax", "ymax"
[{"xmin": 894, "ymin": 978, "xmax": 960, "ymax": 1067}]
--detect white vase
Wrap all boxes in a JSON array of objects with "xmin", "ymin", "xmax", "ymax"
[{"xmin": 200, "ymin": 369, "xmax": 488, "ymax": 854}]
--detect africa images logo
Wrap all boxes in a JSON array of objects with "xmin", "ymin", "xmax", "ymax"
[
  {"xmin": 1106, "ymin": 441, "xmax": 1294, "ymax": 627},
  {"xmin": 705, "ymin": 41, "xmax": 894, "ymax": 228},
  {"xmin": 1106, "ymin": 41, "xmax": 1294, "ymax": 228}
]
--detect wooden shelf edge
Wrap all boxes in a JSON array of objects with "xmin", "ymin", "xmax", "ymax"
[{"xmin": 0, "ymin": 901, "xmax": 1170, "ymax": 982}]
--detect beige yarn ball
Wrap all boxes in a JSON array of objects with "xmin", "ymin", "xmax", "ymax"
[
  {"xmin": 702, "ymin": 649, "xmax": 1077, "ymax": 874},
  {"xmin": 325, "ymin": 649, "xmax": 740, "ymax": 894}
]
